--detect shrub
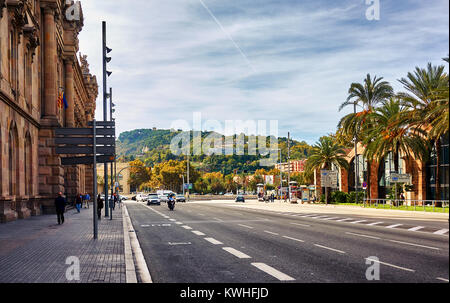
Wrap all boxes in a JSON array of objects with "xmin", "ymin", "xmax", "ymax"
[
  {"xmin": 347, "ymin": 192, "xmax": 365, "ymax": 204},
  {"xmin": 331, "ymin": 191, "xmax": 349, "ymax": 204}
]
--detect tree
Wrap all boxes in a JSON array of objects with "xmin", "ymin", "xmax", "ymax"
[
  {"xmin": 306, "ymin": 136, "xmax": 349, "ymax": 204},
  {"xmin": 128, "ymin": 159, "xmax": 151, "ymax": 190},
  {"xmin": 398, "ymin": 62, "xmax": 448, "ymax": 199}
]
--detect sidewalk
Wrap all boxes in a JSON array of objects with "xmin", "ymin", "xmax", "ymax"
[{"xmin": 0, "ymin": 205, "xmax": 127, "ymax": 283}]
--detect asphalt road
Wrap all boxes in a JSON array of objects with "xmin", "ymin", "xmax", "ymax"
[{"xmin": 125, "ymin": 200, "xmax": 449, "ymax": 283}]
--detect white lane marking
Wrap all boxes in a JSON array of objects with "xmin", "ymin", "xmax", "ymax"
[
  {"xmin": 282, "ymin": 236, "xmax": 305, "ymax": 243},
  {"xmin": 192, "ymin": 231, "xmax": 206, "ymax": 236},
  {"xmin": 314, "ymin": 244, "xmax": 346, "ymax": 254},
  {"xmin": 175, "ymin": 222, "xmax": 183, "ymax": 225},
  {"xmin": 408, "ymin": 226, "xmax": 424, "ymax": 232},
  {"xmin": 437, "ymin": 277, "xmax": 449, "ymax": 282},
  {"xmin": 434, "ymin": 229, "xmax": 449, "ymax": 235},
  {"xmin": 336, "ymin": 218, "xmax": 353, "ymax": 222},
  {"xmin": 310, "ymin": 216, "xmax": 329, "ymax": 219},
  {"xmin": 169, "ymin": 219, "xmax": 176, "ymax": 222},
  {"xmin": 365, "ymin": 258, "xmax": 415, "ymax": 272},
  {"xmin": 238, "ymin": 224, "xmax": 254, "ymax": 229},
  {"xmin": 386, "ymin": 224, "xmax": 402, "ymax": 229},
  {"xmin": 346, "ymin": 232, "xmax": 381, "ymax": 240},
  {"xmin": 264, "ymin": 230, "xmax": 279, "ymax": 236},
  {"xmin": 204, "ymin": 237, "xmax": 223, "ymax": 245},
  {"xmin": 223, "ymin": 247, "xmax": 252, "ymax": 259},
  {"xmin": 251, "ymin": 263, "xmax": 295, "ymax": 281},
  {"xmin": 181, "ymin": 225, "xmax": 192, "ymax": 230},
  {"xmin": 388, "ymin": 240, "xmax": 440, "ymax": 251},
  {"xmin": 291, "ymin": 223, "xmax": 311, "ymax": 227},
  {"xmin": 322, "ymin": 217, "xmax": 339, "ymax": 220},
  {"xmin": 367, "ymin": 222, "xmax": 384, "ymax": 226},
  {"xmin": 213, "ymin": 217, "xmax": 224, "ymax": 222},
  {"xmin": 168, "ymin": 242, "xmax": 192, "ymax": 246},
  {"xmin": 350, "ymin": 220, "xmax": 367, "ymax": 224},
  {"xmin": 141, "ymin": 225, "xmax": 150, "ymax": 227},
  {"xmin": 302, "ymin": 214, "xmax": 318, "ymax": 217}
]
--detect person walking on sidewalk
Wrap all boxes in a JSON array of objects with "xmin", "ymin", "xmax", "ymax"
[
  {"xmin": 75, "ymin": 194, "xmax": 82, "ymax": 213},
  {"xmin": 97, "ymin": 194, "xmax": 104, "ymax": 220},
  {"xmin": 55, "ymin": 192, "xmax": 67, "ymax": 225},
  {"xmin": 84, "ymin": 192, "xmax": 91, "ymax": 209}
]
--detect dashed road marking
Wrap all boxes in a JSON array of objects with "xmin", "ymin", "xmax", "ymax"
[
  {"xmin": 367, "ymin": 222, "xmax": 384, "ymax": 226},
  {"xmin": 385, "ymin": 224, "xmax": 402, "ymax": 229},
  {"xmin": 365, "ymin": 258, "xmax": 415, "ymax": 272},
  {"xmin": 175, "ymin": 222, "xmax": 183, "ymax": 225},
  {"xmin": 290, "ymin": 223, "xmax": 311, "ymax": 227},
  {"xmin": 314, "ymin": 244, "xmax": 346, "ymax": 254},
  {"xmin": 350, "ymin": 220, "xmax": 367, "ymax": 224},
  {"xmin": 192, "ymin": 231, "xmax": 206, "ymax": 236},
  {"xmin": 251, "ymin": 263, "xmax": 295, "ymax": 281},
  {"xmin": 336, "ymin": 218, "xmax": 353, "ymax": 222},
  {"xmin": 346, "ymin": 232, "xmax": 381, "ymax": 240},
  {"xmin": 223, "ymin": 247, "xmax": 252, "ymax": 259},
  {"xmin": 408, "ymin": 226, "xmax": 424, "ymax": 232},
  {"xmin": 388, "ymin": 239, "xmax": 440, "ymax": 251},
  {"xmin": 434, "ymin": 229, "xmax": 449, "ymax": 235},
  {"xmin": 169, "ymin": 219, "xmax": 176, "ymax": 222},
  {"xmin": 181, "ymin": 225, "xmax": 192, "ymax": 230},
  {"xmin": 437, "ymin": 277, "xmax": 449, "ymax": 282},
  {"xmin": 238, "ymin": 224, "xmax": 254, "ymax": 229},
  {"xmin": 282, "ymin": 236, "xmax": 305, "ymax": 243},
  {"xmin": 213, "ymin": 217, "xmax": 224, "ymax": 222},
  {"xmin": 322, "ymin": 217, "xmax": 339, "ymax": 220},
  {"xmin": 204, "ymin": 237, "xmax": 223, "ymax": 245}
]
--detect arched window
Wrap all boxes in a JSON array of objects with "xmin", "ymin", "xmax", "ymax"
[
  {"xmin": 24, "ymin": 133, "xmax": 32, "ymax": 196},
  {"xmin": 8, "ymin": 124, "xmax": 19, "ymax": 196},
  {"xmin": 377, "ymin": 152, "xmax": 405, "ymax": 199}
]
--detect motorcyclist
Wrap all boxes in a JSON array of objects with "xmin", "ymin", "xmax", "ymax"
[{"xmin": 168, "ymin": 194, "xmax": 176, "ymax": 210}]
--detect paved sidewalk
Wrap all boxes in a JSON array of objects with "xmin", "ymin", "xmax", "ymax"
[{"xmin": 0, "ymin": 205, "xmax": 127, "ymax": 283}]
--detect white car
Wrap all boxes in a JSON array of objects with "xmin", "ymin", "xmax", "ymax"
[
  {"xmin": 158, "ymin": 194, "xmax": 169, "ymax": 203},
  {"xmin": 136, "ymin": 194, "xmax": 148, "ymax": 202}
]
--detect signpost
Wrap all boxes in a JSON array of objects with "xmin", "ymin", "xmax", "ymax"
[
  {"xmin": 321, "ymin": 170, "xmax": 338, "ymax": 205},
  {"xmin": 55, "ymin": 120, "xmax": 116, "ymax": 239},
  {"xmin": 389, "ymin": 173, "xmax": 411, "ymax": 184}
]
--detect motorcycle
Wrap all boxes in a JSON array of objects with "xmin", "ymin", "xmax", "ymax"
[{"xmin": 168, "ymin": 198, "xmax": 175, "ymax": 211}]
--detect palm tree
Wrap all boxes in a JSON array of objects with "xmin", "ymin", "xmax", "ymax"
[
  {"xmin": 363, "ymin": 99, "xmax": 430, "ymax": 177},
  {"xmin": 398, "ymin": 63, "xmax": 448, "ymax": 199},
  {"xmin": 338, "ymin": 74, "xmax": 394, "ymax": 138},
  {"xmin": 306, "ymin": 136, "xmax": 349, "ymax": 204}
]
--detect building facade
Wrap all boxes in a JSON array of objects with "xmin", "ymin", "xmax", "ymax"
[
  {"xmin": 0, "ymin": 0, "xmax": 98, "ymax": 223},
  {"xmin": 275, "ymin": 160, "xmax": 306, "ymax": 173},
  {"xmin": 314, "ymin": 134, "xmax": 450, "ymax": 202},
  {"xmin": 96, "ymin": 163, "xmax": 131, "ymax": 196}
]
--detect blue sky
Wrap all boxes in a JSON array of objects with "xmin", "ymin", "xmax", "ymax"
[{"xmin": 78, "ymin": 0, "xmax": 449, "ymax": 144}]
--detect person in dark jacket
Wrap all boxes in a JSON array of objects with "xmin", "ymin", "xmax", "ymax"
[
  {"xmin": 75, "ymin": 194, "xmax": 82, "ymax": 213},
  {"xmin": 55, "ymin": 192, "xmax": 67, "ymax": 225},
  {"xmin": 97, "ymin": 194, "xmax": 104, "ymax": 220}
]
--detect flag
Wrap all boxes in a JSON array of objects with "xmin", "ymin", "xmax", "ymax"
[
  {"xmin": 57, "ymin": 92, "xmax": 63, "ymax": 109},
  {"xmin": 63, "ymin": 93, "xmax": 68, "ymax": 110}
]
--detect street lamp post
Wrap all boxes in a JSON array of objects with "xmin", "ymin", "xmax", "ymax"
[
  {"xmin": 354, "ymin": 102, "xmax": 359, "ymax": 205},
  {"xmin": 288, "ymin": 132, "xmax": 291, "ymax": 203}
]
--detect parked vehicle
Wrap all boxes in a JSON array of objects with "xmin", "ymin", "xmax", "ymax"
[
  {"xmin": 136, "ymin": 193, "xmax": 148, "ymax": 202},
  {"xmin": 146, "ymin": 194, "xmax": 161, "ymax": 206},
  {"xmin": 235, "ymin": 195, "xmax": 245, "ymax": 203},
  {"xmin": 159, "ymin": 194, "xmax": 169, "ymax": 203},
  {"xmin": 176, "ymin": 194, "xmax": 186, "ymax": 202}
]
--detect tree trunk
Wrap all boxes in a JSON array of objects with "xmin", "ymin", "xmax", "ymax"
[{"xmin": 435, "ymin": 139, "xmax": 441, "ymax": 205}]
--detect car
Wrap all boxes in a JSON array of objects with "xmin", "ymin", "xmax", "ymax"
[
  {"xmin": 176, "ymin": 194, "xmax": 186, "ymax": 202},
  {"xmin": 136, "ymin": 194, "xmax": 147, "ymax": 202},
  {"xmin": 146, "ymin": 194, "xmax": 161, "ymax": 206},
  {"xmin": 159, "ymin": 194, "xmax": 169, "ymax": 203},
  {"xmin": 235, "ymin": 195, "xmax": 245, "ymax": 203}
]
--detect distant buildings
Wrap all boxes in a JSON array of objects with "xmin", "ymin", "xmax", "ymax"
[{"xmin": 275, "ymin": 160, "xmax": 307, "ymax": 173}]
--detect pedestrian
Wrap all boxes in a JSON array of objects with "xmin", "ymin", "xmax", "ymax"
[
  {"xmin": 84, "ymin": 192, "xmax": 90, "ymax": 209},
  {"xmin": 113, "ymin": 194, "xmax": 118, "ymax": 211},
  {"xmin": 55, "ymin": 192, "xmax": 67, "ymax": 225},
  {"xmin": 75, "ymin": 194, "xmax": 82, "ymax": 213},
  {"xmin": 97, "ymin": 194, "xmax": 104, "ymax": 220}
]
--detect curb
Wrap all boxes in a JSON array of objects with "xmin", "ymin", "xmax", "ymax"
[{"xmin": 123, "ymin": 204, "xmax": 153, "ymax": 283}]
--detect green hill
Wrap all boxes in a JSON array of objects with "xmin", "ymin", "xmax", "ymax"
[{"xmin": 117, "ymin": 129, "xmax": 312, "ymax": 174}]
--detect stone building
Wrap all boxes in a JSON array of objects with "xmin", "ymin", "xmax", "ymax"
[
  {"xmin": 275, "ymin": 160, "xmax": 306, "ymax": 173},
  {"xmin": 0, "ymin": 0, "xmax": 98, "ymax": 223},
  {"xmin": 96, "ymin": 163, "xmax": 131, "ymax": 196}
]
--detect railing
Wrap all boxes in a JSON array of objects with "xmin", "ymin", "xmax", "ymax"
[{"xmin": 363, "ymin": 199, "xmax": 449, "ymax": 213}]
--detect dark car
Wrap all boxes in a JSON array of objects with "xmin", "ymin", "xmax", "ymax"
[
  {"xmin": 146, "ymin": 194, "xmax": 161, "ymax": 206},
  {"xmin": 176, "ymin": 195, "xmax": 186, "ymax": 202},
  {"xmin": 235, "ymin": 195, "xmax": 245, "ymax": 203}
]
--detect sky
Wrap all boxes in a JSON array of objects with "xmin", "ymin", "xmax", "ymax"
[{"xmin": 77, "ymin": 0, "xmax": 449, "ymax": 145}]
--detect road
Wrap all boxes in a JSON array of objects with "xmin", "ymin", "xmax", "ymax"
[{"xmin": 125, "ymin": 200, "xmax": 449, "ymax": 283}]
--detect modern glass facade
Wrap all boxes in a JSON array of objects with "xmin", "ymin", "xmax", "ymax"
[
  {"xmin": 426, "ymin": 133, "xmax": 450, "ymax": 201},
  {"xmin": 378, "ymin": 152, "xmax": 405, "ymax": 199}
]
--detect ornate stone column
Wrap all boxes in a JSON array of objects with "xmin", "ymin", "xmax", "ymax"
[
  {"xmin": 42, "ymin": 6, "xmax": 58, "ymax": 121},
  {"xmin": 64, "ymin": 59, "xmax": 75, "ymax": 127}
]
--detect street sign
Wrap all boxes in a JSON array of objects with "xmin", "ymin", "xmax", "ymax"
[
  {"xmin": 56, "ymin": 146, "xmax": 115, "ymax": 155},
  {"xmin": 390, "ymin": 173, "xmax": 411, "ymax": 183},
  {"xmin": 61, "ymin": 155, "xmax": 115, "ymax": 165},
  {"xmin": 55, "ymin": 137, "xmax": 115, "ymax": 145},
  {"xmin": 55, "ymin": 128, "xmax": 115, "ymax": 136},
  {"xmin": 321, "ymin": 170, "xmax": 338, "ymax": 188},
  {"xmin": 363, "ymin": 182, "xmax": 368, "ymax": 190}
]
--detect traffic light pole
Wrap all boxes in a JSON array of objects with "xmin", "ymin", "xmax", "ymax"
[{"xmin": 110, "ymin": 87, "xmax": 114, "ymax": 220}]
